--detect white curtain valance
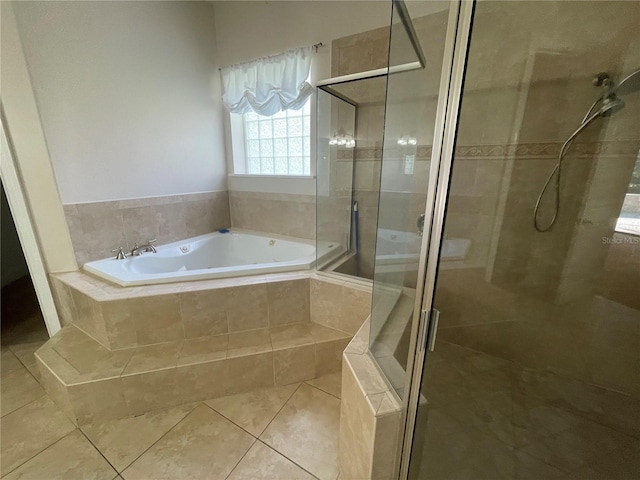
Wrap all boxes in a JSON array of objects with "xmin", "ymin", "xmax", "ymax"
[{"xmin": 221, "ymin": 46, "xmax": 313, "ymax": 116}]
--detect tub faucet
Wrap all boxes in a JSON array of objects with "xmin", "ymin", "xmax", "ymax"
[
  {"xmin": 111, "ymin": 247, "xmax": 128, "ymax": 260},
  {"xmin": 131, "ymin": 239, "xmax": 157, "ymax": 256}
]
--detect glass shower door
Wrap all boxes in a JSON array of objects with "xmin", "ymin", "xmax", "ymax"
[
  {"xmin": 316, "ymin": 89, "xmax": 356, "ymax": 270},
  {"xmin": 404, "ymin": 1, "xmax": 640, "ymax": 479}
]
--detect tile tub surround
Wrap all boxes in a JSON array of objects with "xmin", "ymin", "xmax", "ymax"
[
  {"xmin": 339, "ymin": 320, "xmax": 403, "ymax": 480},
  {"xmin": 35, "ymin": 321, "xmax": 351, "ymax": 426},
  {"xmin": 63, "ymin": 191, "xmax": 230, "ymax": 265},
  {"xmin": 39, "ymin": 271, "xmax": 372, "ymax": 424},
  {"xmin": 49, "ymin": 271, "xmax": 313, "ymax": 350},
  {"xmin": 229, "ymin": 191, "xmax": 316, "ymax": 240}
]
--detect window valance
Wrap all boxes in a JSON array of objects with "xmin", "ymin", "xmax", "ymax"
[{"xmin": 221, "ymin": 46, "xmax": 313, "ymax": 116}]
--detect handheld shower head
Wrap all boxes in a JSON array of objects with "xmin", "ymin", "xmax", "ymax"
[{"xmin": 598, "ymin": 94, "xmax": 625, "ymax": 117}]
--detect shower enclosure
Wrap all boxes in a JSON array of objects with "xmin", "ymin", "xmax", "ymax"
[{"xmin": 319, "ymin": 0, "xmax": 639, "ymax": 478}]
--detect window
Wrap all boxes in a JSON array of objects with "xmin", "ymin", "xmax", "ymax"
[
  {"xmin": 615, "ymin": 152, "xmax": 640, "ymax": 235},
  {"xmin": 242, "ymin": 99, "xmax": 311, "ymax": 176}
]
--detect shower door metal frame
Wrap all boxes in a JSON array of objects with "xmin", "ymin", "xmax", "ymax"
[{"xmin": 395, "ymin": 0, "xmax": 476, "ymax": 478}]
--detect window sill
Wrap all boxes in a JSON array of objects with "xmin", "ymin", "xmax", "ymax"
[{"xmin": 228, "ymin": 174, "xmax": 315, "ymax": 180}]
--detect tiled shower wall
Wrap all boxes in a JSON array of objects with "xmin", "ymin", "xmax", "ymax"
[{"xmin": 64, "ymin": 191, "xmax": 230, "ymax": 265}]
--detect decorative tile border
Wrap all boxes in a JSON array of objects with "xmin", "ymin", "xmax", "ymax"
[{"xmin": 339, "ymin": 140, "xmax": 640, "ymax": 161}]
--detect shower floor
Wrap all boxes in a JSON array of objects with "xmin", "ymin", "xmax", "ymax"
[
  {"xmin": 411, "ymin": 340, "xmax": 640, "ymax": 480},
  {"xmin": 1, "ymin": 288, "xmax": 342, "ymax": 480}
]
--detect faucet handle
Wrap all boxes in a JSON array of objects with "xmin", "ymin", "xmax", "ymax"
[
  {"xmin": 111, "ymin": 247, "xmax": 127, "ymax": 260},
  {"xmin": 147, "ymin": 239, "xmax": 157, "ymax": 245}
]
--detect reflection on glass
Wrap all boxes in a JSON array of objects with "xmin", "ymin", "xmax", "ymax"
[
  {"xmin": 408, "ymin": 1, "xmax": 640, "ymax": 479},
  {"xmin": 316, "ymin": 77, "xmax": 388, "ymax": 280},
  {"xmin": 369, "ymin": 1, "xmax": 451, "ymax": 399}
]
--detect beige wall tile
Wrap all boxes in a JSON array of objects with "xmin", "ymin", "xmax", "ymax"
[
  {"xmin": 179, "ymin": 290, "xmax": 229, "ymax": 338},
  {"xmin": 267, "ymin": 279, "xmax": 310, "ymax": 326},
  {"xmin": 226, "ymin": 284, "xmax": 269, "ymax": 333},
  {"xmin": 229, "ymin": 192, "xmax": 316, "ymax": 240},
  {"xmin": 123, "ymin": 342, "xmax": 182, "ymax": 376},
  {"xmin": 67, "ymin": 377, "xmax": 129, "ymax": 425},
  {"xmin": 227, "ymin": 352, "xmax": 274, "ymax": 395},
  {"xmin": 270, "ymin": 323, "xmax": 314, "ymax": 350},
  {"xmin": 64, "ymin": 192, "xmax": 230, "ymax": 263},
  {"xmin": 70, "ymin": 289, "xmax": 109, "ymax": 347},
  {"xmin": 121, "ymin": 368, "xmax": 181, "ymax": 416},
  {"xmin": 101, "ymin": 299, "xmax": 138, "ymax": 349},
  {"xmin": 104, "ymin": 294, "xmax": 183, "ymax": 347},
  {"xmin": 339, "ymin": 361, "xmax": 375, "ymax": 480},
  {"xmin": 178, "ymin": 335, "xmax": 227, "ymax": 367},
  {"xmin": 315, "ymin": 338, "xmax": 350, "ymax": 377},
  {"xmin": 49, "ymin": 277, "xmax": 77, "ymax": 326},
  {"xmin": 274, "ymin": 345, "xmax": 315, "ymax": 386},
  {"xmin": 310, "ymin": 279, "xmax": 371, "ymax": 335},
  {"xmin": 227, "ymin": 329, "xmax": 271, "ymax": 359},
  {"xmin": 176, "ymin": 359, "xmax": 230, "ymax": 402}
]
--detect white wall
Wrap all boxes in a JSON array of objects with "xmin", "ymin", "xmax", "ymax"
[
  {"xmin": 13, "ymin": 1, "xmax": 227, "ymax": 204},
  {"xmin": 213, "ymin": 1, "xmax": 394, "ymax": 83},
  {"xmin": 213, "ymin": 0, "xmax": 394, "ymax": 195}
]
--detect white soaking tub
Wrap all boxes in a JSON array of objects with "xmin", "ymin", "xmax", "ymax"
[{"xmin": 84, "ymin": 230, "xmax": 339, "ymax": 286}]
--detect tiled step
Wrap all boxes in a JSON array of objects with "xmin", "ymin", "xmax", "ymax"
[{"xmin": 36, "ymin": 322, "xmax": 351, "ymax": 426}]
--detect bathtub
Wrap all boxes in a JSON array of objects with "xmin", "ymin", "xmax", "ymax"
[{"xmin": 84, "ymin": 230, "xmax": 339, "ymax": 287}]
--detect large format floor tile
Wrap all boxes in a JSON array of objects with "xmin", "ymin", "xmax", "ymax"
[
  {"xmin": 8, "ymin": 342, "xmax": 46, "ymax": 383},
  {"xmin": 206, "ymin": 384, "xmax": 299, "ymax": 436},
  {"xmin": 260, "ymin": 383, "xmax": 341, "ymax": 480},
  {"xmin": 305, "ymin": 372, "xmax": 342, "ymax": 398},
  {"xmin": 122, "ymin": 404, "xmax": 254, "ymax": 480},
  {"xmin": 81, "ymin": 404, "xmax": 196, "ymax": 471},
  {"xmin": 227, "ymin": 441, "xmax": 316, "ymax": 480},
  {"xmin": 0, "ymin": 396, "xmax": 76, "ymax": 476},
  {"xmin": 1, "ymin": 363, "xmax": 45, "ymax": 416},
  {"xmin": 2, "ymin": 429, "xmax": 118, "ymax": 480}
]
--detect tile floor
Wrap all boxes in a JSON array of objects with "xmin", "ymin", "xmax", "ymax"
[
  {"xmin": 2, "ymin": 344, "xmax": 343, "ymax": 480},
  {"xmin": 1, "ymin": 278, "xmax": 344, "ymax": 480}
]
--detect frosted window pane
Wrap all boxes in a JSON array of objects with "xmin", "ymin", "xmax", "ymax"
[
  {"xmin": 288, "ymin": 137, "xmax": 302, "ymax": 155},
  {"xmin": 273, "ymin": 119, "xmax": 287, "ymax": 138},
  {"xmin": 259, "ymin": 121, "xmax": 273, "ymax": 137},
  {"xmin": 288, "ymin": 117, "xmax": 303, "ymax": 136},
  {"xmin": 261, "ymin": 157, "xmax": 274, "ymax": 174},
  {"xmin": 274, "ymin": 138, "xmax": 288, "ymax": 156},
  {"xmin": 289, "ymin": 157, "xmax": 303, "ymax": 175},
  {"xmin": 260, "ymin": 139, "xmax": 273, "ymax": 157},
  {"xmin": 248, "ymin": 157, "xmax": 261, "ymax": 173},
  {"xmin": 274, "ymin": 157, "xmax": 288, "ymax": 174},
  {"xmin": 245, "ymin": 122, "xmax": 259, "ymax": 140},
  {"xmin": 247, "ymin": 140, "xmax": 260, "ymax": 157},
  {"xmin": 241, "ymin": 97, "xmax": 311, "ymax": 176}
]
